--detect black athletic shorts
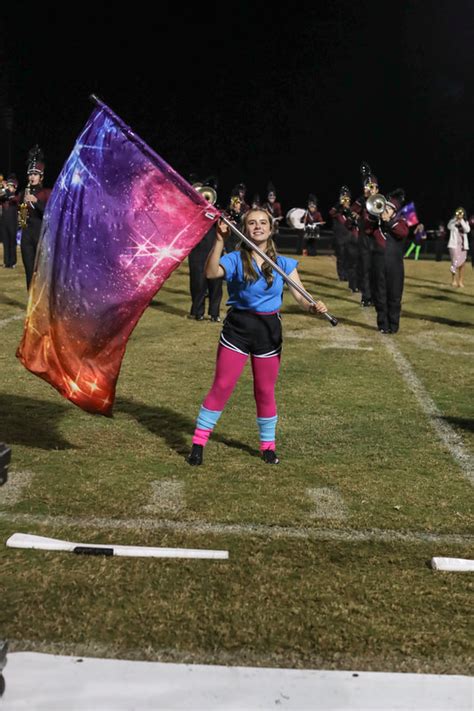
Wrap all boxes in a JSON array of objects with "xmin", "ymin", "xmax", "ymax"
[{"xmin": 219, "ymin": 308, "xmax": 282, "ymax": 358}]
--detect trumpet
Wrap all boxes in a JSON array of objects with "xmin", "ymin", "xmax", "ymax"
[{"xmin": 366, "ymin": 193, "xmax": 387, "ymax": 216}]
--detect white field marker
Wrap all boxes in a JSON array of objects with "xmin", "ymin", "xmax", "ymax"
[
  {"xmin": 6, "ymin": 533, "xmax": 229, "ymax": 560},
  {"xmin": 307, "ymin": 487, "xmax": 348, "ymax": 521},
  {"xmin": 0, "ymin": 470, "xmax": 35, "ymax": 506},
  {"xmin": 143, "ymin": 479, "xmax": 185, "ymax": 514},
  {"xmin": 431, "ymin": 557, "xmax": 474, "ymax": 572},
  {"xmin": 0, "ymin": 313, "xmax": 24, "ymax": 329}
]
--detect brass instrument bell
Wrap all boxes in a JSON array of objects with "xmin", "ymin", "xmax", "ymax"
[
  {"xmin": 366, "ymin": 193, "xmax": 387, "ymax": 216},
  {"xmin": 193, "ymin": 182, "xmax": 217, "ymax": 205}
]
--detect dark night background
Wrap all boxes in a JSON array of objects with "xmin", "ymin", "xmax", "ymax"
[{"xmin": 0, "ymin": 1, "xmax": 472, "ymax": 226}]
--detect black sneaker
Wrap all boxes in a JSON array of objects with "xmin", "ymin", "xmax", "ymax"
[
  {"xmin": 262, "ymin": 450, "xmax": 280, "ymax": 464},
  {"xmin": 187, "ymin": 444, "xmax": 203, "ymax": 466}
]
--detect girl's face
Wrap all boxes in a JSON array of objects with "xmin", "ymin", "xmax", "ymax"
[
  {"xmin": 28, "ymin": 172, "xmax": 42, "ymax": 186},
  {"xmin": 245, "ymin": 210, "xmax": 272, "ymax": 246}
]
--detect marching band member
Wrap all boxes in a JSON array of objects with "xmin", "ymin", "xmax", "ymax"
[
  {"xmin": 434, "ymin": 221, "xmax": 447, "ymax": 262},
  {"xmin": 18, "ymin": 146, "xmax": 51, "ymax": 290},
  {"xmin": 231, "ymin": 182, "xmax": 250, "ymax": 215},
  {"xmin": 0, "ymin": 174, "xmax": 19, "ymax": 269},
  {"xmin": 351, "ymin": 168, "xmax": 379, "ymax": 307},
  {"xmin": 262, "ymin": 183, "xmax": 283, "ymax": 236},
  {"xmin": 187, "ymin": 207, "xmax": 328, "ymax": 466},
  {"xmin": 188, "ymin": 179, "xmax": 223, "ymax": 322},
  {"xmin": 447, "ymin": 207, "xmax": 470, "ymax": 287},
  {"xmin": 367, "ymin": 189, "xmax": 409, "ymax": 334},
  {"xmin": 329, "ymin": 185, "xmax": 354, "ymax": 284},
  {"xmin": 300, "ymin": 194, "xmax": 324, "ymax": 256}
]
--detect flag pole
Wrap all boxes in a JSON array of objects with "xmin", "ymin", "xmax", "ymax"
[{"xmin": 221, "ymin": 216, "xmax": 338, "ymax": 326}]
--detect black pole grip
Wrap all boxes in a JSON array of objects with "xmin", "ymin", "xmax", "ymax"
[{"xmin": 324, "ymin": 313, "xmax": 338, "ymax": 327}]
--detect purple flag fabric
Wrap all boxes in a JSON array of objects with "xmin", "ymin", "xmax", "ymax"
[
  {"xmin": 17, "ymin": 98, "xmax": 219, "ymax": 415},
  {"xmin": 400, "ymin": 201, "xmax": 419, "ymax": 227}
]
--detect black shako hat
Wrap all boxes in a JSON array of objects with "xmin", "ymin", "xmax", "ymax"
[
  {"xmin": 27, "ymin": 144, "xmax": 45, "ymax": 175},
  {"xmin": 386, "ymin": 188, "xmax": 406, "ymax": 211}
]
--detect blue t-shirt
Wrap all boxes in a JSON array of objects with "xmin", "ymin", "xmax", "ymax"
[{"xmin": 219, "ymin": 251, "xmax": 298, "ymax": 312}]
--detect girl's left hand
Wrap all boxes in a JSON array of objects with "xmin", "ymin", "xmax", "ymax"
[{"xmin": 310, "ymin": 300, "xmax": 327, "ymax": 314}]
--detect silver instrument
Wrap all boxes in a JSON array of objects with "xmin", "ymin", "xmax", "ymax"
[{"xmin": 366, "ymin": 193, "xmax": 387, "ymax": 216}]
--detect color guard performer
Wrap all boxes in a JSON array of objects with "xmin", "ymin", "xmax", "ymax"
[{"xmin": 187, "ymin": 207, "xmax": 328, "ymax": 466}]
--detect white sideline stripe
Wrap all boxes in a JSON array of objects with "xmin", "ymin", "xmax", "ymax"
[
  {"xmin": 2, "ymin": 652, "xmax": 473, "ymax": 711},
  {"xmin": 307, "ymin": 487, "xmax": 348, "ymax": 521},
  {"xmin": 6, "ymin": 640, "xmax": 472, "ymax": 677},
  {"xmin": 380, "ymin": 335, "xmax": 474, "ymax": 486},
  {"xmin": 0, "ymin": 511, "xmax": 472, "ymax": 546},
  {"xmin": 0, "ymin": 470, "xmax": 34, "ymax": 505},
  {"xmin": 143, "ymin": 479, "xmax": 185, "ymax": 514},
  {"xmin": 0, "ymin": 313, "xmax": 23, "ymax": 328}
]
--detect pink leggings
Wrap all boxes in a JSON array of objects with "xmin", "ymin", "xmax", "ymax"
[{"xmin": 204, "ymin": 345, "xmax": 280, "ymax": 417}]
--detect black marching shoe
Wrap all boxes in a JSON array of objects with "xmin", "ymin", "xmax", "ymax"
[
  {"xmin": 209, "ymin": 316, "xmax": 221, "ymax": 322},
  {"xmin": 262, "ymin": 450, "xmax": 280, "ymax": 465},
  {"xmin": 361, "ymin": 299, "xmax": 373, "ymax": 307},
  {"xmin": 187, "ymin": 444, "xmax": 203, "ymax": 466}
]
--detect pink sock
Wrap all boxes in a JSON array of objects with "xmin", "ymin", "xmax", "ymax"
[{"xmin": 192, "ymin": 428, "xmax": 212, "ymax": 446}]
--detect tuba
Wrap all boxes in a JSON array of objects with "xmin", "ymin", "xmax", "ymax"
[{"xmin": 366, "ymin": 193, "xmax": 387, "ymax": 216}]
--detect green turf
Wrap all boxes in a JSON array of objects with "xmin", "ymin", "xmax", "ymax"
[{"xmin": 0, "ymin": 254, "xmax": 473, "ymax": 673}]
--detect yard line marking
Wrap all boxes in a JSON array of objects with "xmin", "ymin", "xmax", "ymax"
[
  {"xmin": 0, "ymin": 313, "xmax": 24, "ymax": 328},
  {"xmin": 286, "ymin": 324, "xmax": 373, "ymax": 350},
  {"xmin": 0, "ymin": 470, "xmax": 35, "ymax": 505},
  {"xmin": 380, "ymin": 335, "xmax": 474, "ymax": 486},
  {"xmin": 143, "ymin": 479, "xmax": 185, "ymax": 514},
  {"xmin": 307, "ymin": 487, "xmax": 348, "ymax": 521},
  {"xmin": 0, "ymin": 511, "xmax": 472, "ymax": 546}
]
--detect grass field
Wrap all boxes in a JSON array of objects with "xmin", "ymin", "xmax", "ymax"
[{"xmin": 0, "ymin": 252, "xmax": 473, "ymax": 675}]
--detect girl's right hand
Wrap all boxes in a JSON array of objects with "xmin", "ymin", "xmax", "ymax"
[{"xmin": 216, "ymin": 219, "xmax": 230, "ymax": 242}]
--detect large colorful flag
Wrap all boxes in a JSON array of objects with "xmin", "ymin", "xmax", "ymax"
[
  {"xmin": 16, "ymin": 97, "xmax": 220, "ymax": 416},
  {"xmin": 400, "ymin": 201, "xmax": 419, "ymax": 227}
]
